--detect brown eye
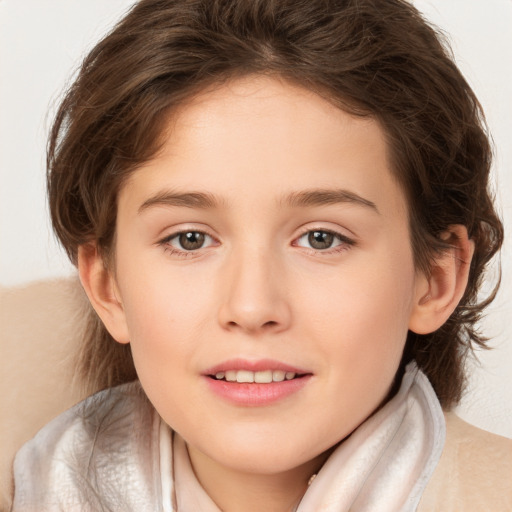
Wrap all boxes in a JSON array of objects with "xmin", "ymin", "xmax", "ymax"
[
  {"xmin": 294, "ymin": 229, "xmax": 353, "ymax": 252},
  {"xmin": 162, "ymin": 230, "xmax": 216, "ymax": 255},
  {"xmin": 178, "ymin": 231, "xmax": 206, "ymax": 250},
  {"xmin": 308, "ymin": 230, "xmax": 335, "ymax": 250}
]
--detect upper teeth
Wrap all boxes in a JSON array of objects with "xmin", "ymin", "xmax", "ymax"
[{"xmin": 214, "ymin": 370, "xmax": 297, "ymax": 383}]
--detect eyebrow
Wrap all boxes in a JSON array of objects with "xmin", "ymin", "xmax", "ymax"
[
  {"xmin": 282, "ymin": 189, "xmax": 379, "ymax": 213},
  {"xmin": 138, "ymin": 191, "xmax": 220, "ymax": 213},
  {"xmin": 138, "ymin": 187, "xmax": 379, "ymax": 214}
]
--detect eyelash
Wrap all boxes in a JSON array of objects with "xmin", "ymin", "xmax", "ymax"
[
  {"xmin": 158, "ymin": 230, "xmax": 218, "ymax": 259},
  {"xmin": 293, "ymin": 228, "xmax": 355, "ymax": 254},
  {"xmin": 158, "ymin": 228, "xmax": 355, "ymax": 257}
]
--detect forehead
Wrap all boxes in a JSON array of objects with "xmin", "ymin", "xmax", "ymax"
[{"xmin": 120, "ymin": 75, "xmax": 408, "ymax": 221}]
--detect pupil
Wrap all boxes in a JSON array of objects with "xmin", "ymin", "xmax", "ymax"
[
  {"xmin": 308, "ymin": 231, "xmax": 333, "ymax": 250},
  {"xmin": 179, "ymin": 232, "xmax": 205, "ymax": 250}
]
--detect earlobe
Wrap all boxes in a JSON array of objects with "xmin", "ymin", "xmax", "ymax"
[
  {"xmin": 409, "ymin": 225, "xmax": 475, "ymax": 335},
  {"xmin": 78, "ymin": 244, "xmax": 130, "ymax": 344}
]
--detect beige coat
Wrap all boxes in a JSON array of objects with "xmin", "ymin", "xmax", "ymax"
[
  {"xmin": 1, "ymin": 279, "xmax": 511, "ymax": 510},
  {"xmin": 419, "ymin": 412, "xmax": 512, "ymax": 511}
]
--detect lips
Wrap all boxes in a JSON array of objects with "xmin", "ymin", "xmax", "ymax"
[{"xmin": 203, "ymin": 359, "xmax": 312, "ymax": 406}]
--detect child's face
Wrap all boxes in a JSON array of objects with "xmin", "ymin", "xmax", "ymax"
[{"xmin": 110, "ymin": 76, "xmax": 427, "ymax": 477}]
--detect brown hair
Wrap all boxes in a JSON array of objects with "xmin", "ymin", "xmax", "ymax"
[{"xmin": 48, "ymin": 0, "xmax": 503, "ymax": 408}]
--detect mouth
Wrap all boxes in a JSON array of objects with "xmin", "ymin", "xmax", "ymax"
[
  {"xmin": 203, "ymin": 359, "xmax": 312, "ymax": 406},
  {"xmin": 209, "ymin": 369, "xmax": 305, "ymax": 383}
]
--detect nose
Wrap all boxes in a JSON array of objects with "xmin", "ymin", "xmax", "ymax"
[{"xmin": 217, "ymin": 247, "xmax": 292, "ymax": 334}]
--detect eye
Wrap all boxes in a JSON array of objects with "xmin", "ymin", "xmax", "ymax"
[
  {"xmin": 165, "ymin": 231, "xmax": 215, "ymax": 251},
  {"xmin": 295, "ymin": 229, "xmax": 352, "ymax": 251}
]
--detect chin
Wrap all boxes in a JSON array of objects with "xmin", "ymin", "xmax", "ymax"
[{"xmin": 195, "ymin": 430, "xmax": 329, "ymax": 476}]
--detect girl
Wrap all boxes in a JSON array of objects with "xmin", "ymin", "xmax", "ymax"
[{"xmin": 11, "ymin": 0, "xmax": 511, "ymax": 510}]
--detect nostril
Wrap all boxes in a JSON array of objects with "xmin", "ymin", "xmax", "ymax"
[{"xmin": 224, "ymin": 319, "xmax": 281, "ymax": 332}]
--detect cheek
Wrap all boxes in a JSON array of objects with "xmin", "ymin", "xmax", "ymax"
[
  {"xmin": 302, "ymin": 254, "xmax": 416, "ymax": 375},
  {"xmin": 121, "ymin": 283, "xmax": 202, "ymax": 351},
  {"xmin": 115, "ymin": 259, "xmax": 225, "ymax": 395},
  {"xmin": 118, "ymin": 279, "xmax": 209, "ymax": 421}
]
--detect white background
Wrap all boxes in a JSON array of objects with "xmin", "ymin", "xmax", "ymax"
[{"xmin": 1, "ymin": 0, "xmax": 511, "ymax": 438}]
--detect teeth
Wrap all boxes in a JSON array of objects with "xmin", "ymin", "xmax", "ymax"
[
  {"xmin": 254, "ymin": 370, "xmax": 272, "ymax": 383},
  {"xmin": 236, "ymin": 370, "xmax": 254, "ymax": 383},
  {"xmin": 272, "ymin": 370, "xmax": 285, "ymax": 382},
  {"xmin": 215, "ymin": 369, "xmax": 298, "ymax": 383},
  {"xmin": 225, "ymin": 370, "xmax": 237, "ymax": 382}
]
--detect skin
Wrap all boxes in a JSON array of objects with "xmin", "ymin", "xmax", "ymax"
[{"xmin": 80, "ymin": 76, "xmax": 473, "ymax": 512}]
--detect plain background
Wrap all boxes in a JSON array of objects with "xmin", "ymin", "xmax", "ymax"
[{"xmin": 0, "ymin": 0, "xmax": 511, "ymax": 438}]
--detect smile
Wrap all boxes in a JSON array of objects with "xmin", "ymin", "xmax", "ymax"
[
  {"xmin": 204, "ymin": 359, "xmax": 311, "ymax": 406},
  {"xmin": 213, "ymin": 370, "xmax": 299, "ymax": 383}
]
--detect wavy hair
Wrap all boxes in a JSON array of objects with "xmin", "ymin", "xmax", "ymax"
[{"xmin": 48, "ymin": 0, "xmax": 503, "ymax": 408}]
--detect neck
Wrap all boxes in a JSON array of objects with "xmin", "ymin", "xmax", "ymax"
[{"xmin": 187, "ymin": 444, "xmax": 329, "ymax": 512}]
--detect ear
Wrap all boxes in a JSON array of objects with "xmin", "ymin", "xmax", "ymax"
[
  {"xmin": 78, "ymin": 244, "xmax": 130, "ymax": 344},
  {"xmin": 409, "ymin": 225, "xmax": 475, "ymax": 335}
]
